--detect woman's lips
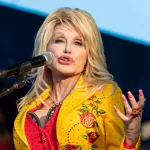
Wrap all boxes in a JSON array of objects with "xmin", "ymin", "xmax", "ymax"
[{"xmin": 58, "ymin": 55, "xmax": 74, "ymax": 65}]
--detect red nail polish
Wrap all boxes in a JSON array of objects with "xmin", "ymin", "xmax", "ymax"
[
  {"xmin": 127, "ymin": 91, "xmax": 132, "ymax": 98},
  {"xmin": 113, "ymin": 106, "xmax": 118, "ymax": 112},
  {"xmin": 122, "ymin": 95, "xmax": 126, "ymax": 102},
  {"xmin": 139, "ymin": 89, "xmax": 143, "ymax": 96}
]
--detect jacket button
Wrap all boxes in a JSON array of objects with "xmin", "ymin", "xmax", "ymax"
[{"xmin": 42, "ymin": 137, "xmax": 46, "ymax": 143}]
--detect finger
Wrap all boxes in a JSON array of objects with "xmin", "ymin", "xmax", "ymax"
[
  {"xmin": 127, "ymin": 91, "xmax": 138, "ymax": 109},
  {"xmin": 122, "ymin": 94, "xmax": 132, "ymax": 116},
  {"xmin": 138, "ymin": 89, "xmax": 145, "ymax": 109},
  {"xmin": 113, "ymin": 105, "xmax": 129, "ymax": 121}
]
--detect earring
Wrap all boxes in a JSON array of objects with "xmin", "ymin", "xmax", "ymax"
[
  {"xmin": 82, "ymin": 65, "xmax": 86, "ymax": 74},
  {"xmin": 44, "ymin": 66, "xmax": 49, "ymax": 78}
]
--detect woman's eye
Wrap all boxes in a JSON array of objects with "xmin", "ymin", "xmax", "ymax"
[
  {"xmin": 75, "ymin": 41, "xmax": 82, "ymax": 46},
  {"xmin": 55, "ymin": 39, "xmax": 63, "ymax": 43}
]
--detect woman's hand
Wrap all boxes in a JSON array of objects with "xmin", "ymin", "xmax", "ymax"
[{"xmin": 114, "ymin": 89, "xmax": 145, "ymax": 145}]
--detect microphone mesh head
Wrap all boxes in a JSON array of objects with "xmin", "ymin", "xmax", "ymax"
[{"xmin": 42, "ymin": 51, "xmax": 54, "ymax": 65}]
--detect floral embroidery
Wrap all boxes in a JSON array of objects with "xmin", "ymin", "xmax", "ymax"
[
  {"xmin": 78, "ymin": 95, "xmax": 106, "ymax": 149},
  {"xmin": 88, "ymin": 144, "xmax": 97, "ymax": 150},
  {"xmin": 88, "ymin": 95, "xmax": 95, "ymax": 100},
  {"xmin": 81, "ymin": 132, "xmax": 99, "ymax": 144},
  {"xmin": 61, "ymin": 144, "xmax": 82, "ymax": 150},
  {"xmin": 78, "ymin": 96, "xmax": 106, "ymax": 124},
  {"xmin": 89, "ymin": 103, "xmax": 94, "ymax": 107},
  {"xmin": 87, "ymin": 132, "xmax": 99, "ymax": 144},
  {"xmin": 80, "ymin": 112, "xmax": 96, "ymax": 128}
]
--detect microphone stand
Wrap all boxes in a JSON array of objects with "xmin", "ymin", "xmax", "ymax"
[
  {"xmin": 0, "ymin": 76, "xmax": 26, "ymax": 98},
  {"xmin": 0, "ymin": 61, "xmax": 32, "ymax": 98}
]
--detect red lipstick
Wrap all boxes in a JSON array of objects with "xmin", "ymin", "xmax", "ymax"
[{"xmin": 58, "ymin": 55, "xmax": 74, "ymax": 65}]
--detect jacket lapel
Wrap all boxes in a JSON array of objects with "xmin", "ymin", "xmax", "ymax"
[
  {"xmin": 14, "ymin": 89, "xmax": 50, "ymax": 147},
  {"xmin": 56, "ymin": 76, "xmax": 94, "ymax": 140}
]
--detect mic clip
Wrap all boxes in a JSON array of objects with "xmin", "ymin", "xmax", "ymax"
[
  {"xmin": 0, "ymin": 61, "xmax": 31, "ymax": 98},
  {"xmin": 0, "ymin": 75, "xmax": 26, "ymax": 98}
]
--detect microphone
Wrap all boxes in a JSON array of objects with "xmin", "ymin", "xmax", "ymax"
[{"xmin": 0, "ymin": 51, "xmax": 54, "ymax": 78}]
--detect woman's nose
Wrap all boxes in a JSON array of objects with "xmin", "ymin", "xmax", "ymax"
[{"xmin": 64, "ymin": 43, "xmax": 71, "ymax": 54}]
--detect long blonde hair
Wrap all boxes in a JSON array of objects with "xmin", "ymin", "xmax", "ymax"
[{"xmin": 17, "ymin": 7, "xmax": 117, "ymax": 111}]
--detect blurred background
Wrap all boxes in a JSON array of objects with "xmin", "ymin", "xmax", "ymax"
[{"xmin": 0, "ymin": 0, "xmax": 149, "ymax": 149}]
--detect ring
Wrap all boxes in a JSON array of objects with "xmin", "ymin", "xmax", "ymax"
[{"xmin": 131, "ymin": 107, "xmax": 142, "ymax": 117}]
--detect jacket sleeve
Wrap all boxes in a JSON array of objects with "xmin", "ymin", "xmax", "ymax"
[{"xmin": 99, "ymin": 85, "xmax": 141, "ymax": 150}]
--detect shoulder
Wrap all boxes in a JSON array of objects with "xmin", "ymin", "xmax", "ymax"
[
  {"xmin": 95, "ymin": 84, "xmax": 122, "ymax": 98},
  {"xmin": 93, "ymin": 84, "xmax": 123, "ymax": 108},
  {"xmin": 92, "ymin": 84, "xmax": 124, "ymax": 115},
  {"xmin": 18, "ymin": 88, "xmax": 50, "ymax": 112}
]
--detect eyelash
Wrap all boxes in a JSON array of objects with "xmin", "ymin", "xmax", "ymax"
[
  {"xmin": 75, "ymin": 41, "xmax": 82, "ymax": 46},
  {"xmin": 55, "ymin": 39, "xmax": 63, "ymax": 43},
  {"xmin": 55, "ymin": 39, "xmax": 82, "ymax": 46}
]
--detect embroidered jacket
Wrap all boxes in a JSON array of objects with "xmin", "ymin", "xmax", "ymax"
[{"xmin": 13, "ymin": 76, "xmax": 140, "ymax": 150}]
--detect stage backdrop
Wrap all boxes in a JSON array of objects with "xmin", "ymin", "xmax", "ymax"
[{"xmin": 0, "ymin": 0, "xmax": 150, "ymax": 46}]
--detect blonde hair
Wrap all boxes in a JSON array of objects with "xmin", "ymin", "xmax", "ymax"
[{"xmin": 17, "ymin": 7, "xmax": 117, "ymax": 111}]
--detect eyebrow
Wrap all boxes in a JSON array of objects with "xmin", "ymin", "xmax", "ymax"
[
  {"xmin": 53, "ymin": 33, "xmax": 81, "ymax": 38},
  {"xmin": 53, "ymin": 32, "xmax": 65, "ymax": 37},
  {"xmin": 74, "ymin": 35, "xmax": 82, "ymax": 39},
  {"xmin": 52, "ymin": 32, "xmax": 83, "ymax": 42}
]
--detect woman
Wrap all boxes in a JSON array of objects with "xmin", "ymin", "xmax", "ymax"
[{"xmin": 13, "ymin": 8, "xmax": 145, "ymax": 150}]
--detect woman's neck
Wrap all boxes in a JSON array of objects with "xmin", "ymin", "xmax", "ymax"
[{"xmin": 50, "ymin": 74, "xmax": 81, "ymax": 104}]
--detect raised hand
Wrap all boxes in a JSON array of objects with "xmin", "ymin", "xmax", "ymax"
[{"xmin": 114, "ymin": 89, "xmax": 145, "ymax": 141}]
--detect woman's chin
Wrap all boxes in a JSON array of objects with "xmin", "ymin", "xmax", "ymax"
[
  {"xmin": 54, "ymin": 70, "xmax": 81, "ymax": 78},
  {"xmin": 60, "ymin": 72, "xmax": 77, "ymax": 77}
]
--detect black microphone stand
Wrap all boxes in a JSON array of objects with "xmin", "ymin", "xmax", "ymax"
[
  {"xmin": 0, "ymin": 61, "xmax": 33, "ymax": 98},
  {"xmin": 0, "ymin": 76, "xmax": 26, "ymax": 98}
]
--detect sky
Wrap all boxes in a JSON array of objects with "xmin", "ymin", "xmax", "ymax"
[{"xmin": 0, "ymin": 0, "xmax": 150, "ymax": 46}]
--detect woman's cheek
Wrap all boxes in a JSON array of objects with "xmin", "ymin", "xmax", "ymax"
[{"xmin": 77, "ymin": 52, "xmax": 87, "ymax": 64}]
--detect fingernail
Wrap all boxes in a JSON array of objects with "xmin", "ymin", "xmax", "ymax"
[
  {"xmin": 127, "ymin": 91, "xmax": 132, "ymax": 98},
  {"xmin": 139, "ymin": 89, "xmax": 144, "ymax": 96},
  {"xmin": 113, "ymin": 105, "xmax": 118, "ymax": 112},
  {"xmin": 121, "ymin": 94, "xmax": 126, "ymax": 102}
]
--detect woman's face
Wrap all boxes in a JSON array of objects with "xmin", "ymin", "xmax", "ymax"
[{"xmin": 47, "ymin": 24, "xmax": 87, "ymax": 78}]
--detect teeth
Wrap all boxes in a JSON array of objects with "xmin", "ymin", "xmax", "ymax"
[{"xmin": 64, "ymin": 58, "xmax": 68, "ymax": 61}]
